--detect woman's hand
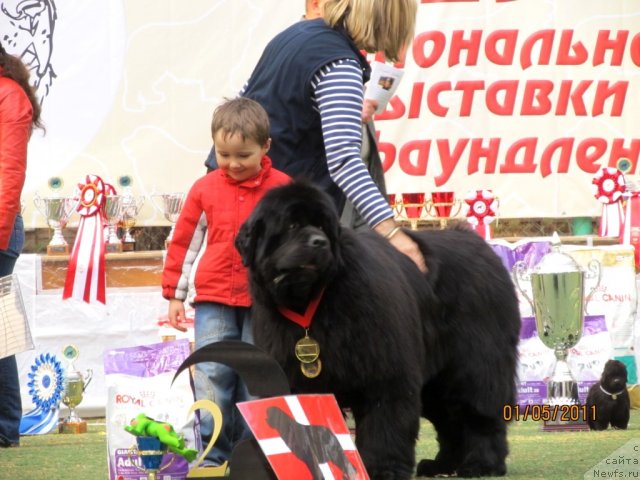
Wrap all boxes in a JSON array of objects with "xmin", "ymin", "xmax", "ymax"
[
  {"xmin": 168, "ymin": 298, "xmax": 187, "ymax": 332},
  {"xmin": 375, "ymin": 220, "xmax": 427, "ymax": 273}
]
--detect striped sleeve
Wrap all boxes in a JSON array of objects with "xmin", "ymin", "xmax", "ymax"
[{"xmin": 311, "ymin": 59, "xmax": 393, "ymax": 228}]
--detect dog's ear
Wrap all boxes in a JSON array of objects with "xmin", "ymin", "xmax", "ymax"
[{"xmin": 235, "ymin": 216, "xmax": 264, "ymax": 268}]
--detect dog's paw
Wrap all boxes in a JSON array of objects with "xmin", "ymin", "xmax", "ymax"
[{"xmin": 416, "ymin": 459, "xmax": 456, "ymax": 478}]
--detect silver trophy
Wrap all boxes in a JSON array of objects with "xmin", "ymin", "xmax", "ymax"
[
  {"xmin": 121, "ymin": 194, "xmax": 145, "ymax": 251},
  {"xmin": 513, "ymin": 233, "xmax": 600, "ymax": 428},
  {"xmin": 33, "ymin": 194, "xmax": 78, "ymax": 255},
  {"xmin": 152, "ymin": 193, "xmax": 185, "ymax": 249},
  {"xmin": 103, "ymin": 195, "xmax": 124, "ymax": 253},
  {"xmin": 60, "ymin": 344, "xmax": 93, "ymax": 434}
]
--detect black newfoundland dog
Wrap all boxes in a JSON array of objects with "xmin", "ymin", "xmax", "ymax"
[
  {"xmin": 235, "ymin": 182, "xmax": 521, "ymax": 479},
  {"xmin": 586, "ymin": 359, "xmax": 630, "ymax": 430}
]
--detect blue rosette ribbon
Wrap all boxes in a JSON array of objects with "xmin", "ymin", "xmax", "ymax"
[{"xmin": 19, "ymin": 353, "xmax": 64, "ymax": 435}]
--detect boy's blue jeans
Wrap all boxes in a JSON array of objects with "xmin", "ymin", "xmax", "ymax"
[
  {"xmin": 0, "ymin": 215, "xmax": 25, "ymax": 447},
  {"xmin": 193, "ymin": 302, "xmax": 253, "ymax": 466}
]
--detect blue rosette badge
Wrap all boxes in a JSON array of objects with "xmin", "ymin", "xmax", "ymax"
[{"xmin": 19, "ymin": 353, "xmax": 64, "ymax": 435}]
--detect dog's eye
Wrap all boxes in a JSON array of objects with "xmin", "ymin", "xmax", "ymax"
[{"xmin": 289, "ymin": 223, "xmax": 299, "ymax": 230}]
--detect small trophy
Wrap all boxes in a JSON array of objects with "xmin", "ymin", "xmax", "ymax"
[
  {"xmin": 513, "ymin": 233, "xmax": 601, "ymax": 431},
  {"xmin": 130, "ymin": 436, "xmax": 173, "ymax": 480},
  {"xmin": 152, "ymin": 193, "xmax": 185, "ymax": 249},
  {"xmin": 33, "ymin": 194, "xmax": 78, "ymax": 255},
  {"xmin": 425, "ymin": 191, "xmax": 461, "ymax": 229},
  {"xmin": 399, "ymin": 192, "xmax": 425, "ymax": 230},
  {"xmin": 103, "ymin": 195, "xmax": 124, "ymax": 253},
  {"xmin": 59, "ymin": 344, "xmax": 93, "ymax": 434},
  {"xmin": 121, "ymin": 194, "xmax": 145, "ymax": 252}
]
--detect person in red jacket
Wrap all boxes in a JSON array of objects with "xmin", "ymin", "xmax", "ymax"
[
  {"xmin": 162, "ymin": 97, "xmax": 290, "ymax": 468},
  {"xmin": 0, "ymin": 42, "xmax": 43, "ymax": 448}
]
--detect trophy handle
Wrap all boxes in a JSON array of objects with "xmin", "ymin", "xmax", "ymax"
[
  {"xmin": 583, "ymin": 259, "xmax": 602, "ymax": 316},
  {"xmin": 512, "ymin": 261, "xmax": 534, "ymax": 310},
  {"xmin": 450, "ymin": 198, "xmax": 462, "ymax": 217},
  {"xmin": 83, "ymin": 369, "xmax": 93, "ymax": 392}
]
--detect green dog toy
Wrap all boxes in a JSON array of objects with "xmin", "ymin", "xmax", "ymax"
[{"xmin": 125, "ymin": 413, "xmax": 198, "ymax": 462}]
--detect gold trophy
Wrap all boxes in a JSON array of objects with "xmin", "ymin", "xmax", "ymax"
[{"xmin": 59, "ymin": 345, "xmax": 93, "ymax": 434}]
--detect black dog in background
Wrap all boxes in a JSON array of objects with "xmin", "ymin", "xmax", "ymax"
[
  {"xmin": 586, "ymin": 359, "xmax": 630, "ymax": 430},
  {"xmin": 235, "ymin": 182, "xmax": 521, "ymax": 479}
]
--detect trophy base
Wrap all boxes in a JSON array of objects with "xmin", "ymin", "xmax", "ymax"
[
  {"xmin": 47, "ymin": 244, "xmax": 69, "ymax": 255},
  {"xmin": 541, "ymin": 418, "xmax": 589, "ymax": 432},
  {"xmin": 187, "ymin": 462, "xmax": 228, "ymax": 478},
  {"xmin": 122, "ymin": 242, "xmax": 135, "ymax": 252},
  {"xmin": 105, "ymin": 242, "xmax": 123, "ymax": 254},
  {"xmin": 59, "ymin": 420, "xmax": 88, "ymax": 434}
]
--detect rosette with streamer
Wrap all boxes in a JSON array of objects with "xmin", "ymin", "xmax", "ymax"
[
  {"xmin": 463, "ymin": 189, "xmax": 498, "ymax": 240},
  {"xmin": 63, "ymin": 174, "xmax": 107, "ymax": 304},
  {"xmin": 592, "ymin": 167, "xmax": 625, "ymax": 237},
  {"xmin": 19, "ymin": 353, "xmax": 64, "ymax": 435}
]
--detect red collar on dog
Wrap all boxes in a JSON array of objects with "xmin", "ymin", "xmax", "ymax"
[{"xmin": 277, "ymin": 289, "xmax": 325, "ymax": 328}]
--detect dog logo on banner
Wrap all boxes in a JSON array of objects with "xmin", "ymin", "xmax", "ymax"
[
  {"xmin": 238, "ymin": 394, "xmax": 368, "ymax": 480},
  {"xmin": 63, "ymin": 174, "xmax": 107, "ymax": 304}
]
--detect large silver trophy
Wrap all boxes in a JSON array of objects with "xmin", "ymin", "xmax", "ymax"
[
  {"xmin": 59, "ymin": 344, "xmax": 93, "ymax": 434},
  {"xmin": 513, "ymin": 233, "xmax": 600, "ymax": 430},
  {"xmin": 152, "ymin": 193, "xmax": 185, "ymax": 249},
  {"xmin": 33, "ymin": 194, "xmax": 78, "ymax": 255}
]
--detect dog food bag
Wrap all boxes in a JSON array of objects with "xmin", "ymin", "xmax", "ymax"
[
  {"xmin": 517, "ymin": 315, "xmax": 612, "ymax": 406},
  {"xmin": 104, "ymin": 339, "xmax": 196, "ymax": 480}
]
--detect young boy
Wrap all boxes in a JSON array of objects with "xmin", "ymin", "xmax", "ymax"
[{"xmin": 162, "ymin": 97, "xmax": 290, "ymax": 467}]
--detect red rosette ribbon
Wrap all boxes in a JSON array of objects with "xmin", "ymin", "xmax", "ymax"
[
  {"xmin": 463, "ymin": 189, "xmax": 498, "ymax": 240},
  {"xmin": 592, "ymin": 167, "xmax": 625, "ymax": 237},
  {"xmin": 620, "ymin": 190, "xmax": 640, "ymax": 266},
  {"xmin": 63, "ymin": 174, "xmax": 108, "ymax": 304}
]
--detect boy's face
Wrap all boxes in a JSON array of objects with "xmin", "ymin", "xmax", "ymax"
[{"xmin": 214, "ymin": 130, "xmax": 270, "ymax": 182}]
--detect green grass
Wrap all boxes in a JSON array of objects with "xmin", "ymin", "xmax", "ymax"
[{"xmin": 2, "ymin": 411, "xmax": 639, "ymax": 479}]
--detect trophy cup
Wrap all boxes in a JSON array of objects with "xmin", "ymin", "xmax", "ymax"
[
  {"xmin": 425, "ymin": 191, "xmax": 461, "ymax": 229},
  {"xmin": 33, "ymin": 194, "xmax": 78, "ymax": 255},
  {"xmin": 129, "ymin": 436, "xmax": 173, "ymax": 480},
  {"xmin": 152, "ymin": 193, "xmax": 185, "ymax": 249},
  {"xmin": 121, "ymin": 195, "xmax": 145, "ymax": 252},
  {"xmin": 103, "ymin": 195, "xmax": 124, "ymax": 253},
  {"xmin": 513, "ymin": 233, "xmax": 600, "ymax": 431},
  {"xmin": 400, "ymin": 192, "xmax": 425, "ymax": 230},
  {"xmin": 59, "ymin": 344, "xmax": 93, "ymax": 434}
]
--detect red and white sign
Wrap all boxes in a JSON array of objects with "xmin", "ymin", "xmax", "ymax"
[{"xmin": 238, "ymin": 394, "xmax": 369, "ymax": 480}]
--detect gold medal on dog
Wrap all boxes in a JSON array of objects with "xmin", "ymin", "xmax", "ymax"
[
  {"xmin": 295, "ymin": 332, "xmax": 320, "ymax": 364},
  {"xmin": 301, "ymin": 359, "xmax": 322, "ymax": 378}
]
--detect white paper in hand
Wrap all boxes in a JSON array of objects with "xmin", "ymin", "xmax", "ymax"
[{"xmin": 364, "ymin": 61, "xmax": 405, "ymax": 113}]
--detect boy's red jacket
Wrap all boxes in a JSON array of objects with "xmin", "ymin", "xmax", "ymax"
[{"xmin": 162, "ymin": 156, "xmax": 290, "ymax": 306}]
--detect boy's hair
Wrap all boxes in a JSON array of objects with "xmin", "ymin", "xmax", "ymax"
[
  {"xmin": 323, "ymin": 0, "xmax": 417, "ymax": 63},
  {"xmin": 211, "ymin": 97, "xmax": 270, "ymax": 145}
]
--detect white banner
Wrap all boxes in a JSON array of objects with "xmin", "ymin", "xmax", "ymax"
[{"xmin": 1, "ymin": 0, "xmax": 638, "ymax": 226}]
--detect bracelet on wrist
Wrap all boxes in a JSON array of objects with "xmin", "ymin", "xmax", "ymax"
[{"xmin": 384, "ymin": 226, "xmax": 401, "ymax": 240}]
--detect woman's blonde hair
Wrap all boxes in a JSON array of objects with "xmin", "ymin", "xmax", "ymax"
[{"xmin": 322, "ymin": 0, "xmax": 417, "ymax": 62}]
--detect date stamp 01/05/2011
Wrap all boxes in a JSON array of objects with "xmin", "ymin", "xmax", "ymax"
[{"xmin": 502, "ymin": 404, "xmax": 597, "ymax": 422}]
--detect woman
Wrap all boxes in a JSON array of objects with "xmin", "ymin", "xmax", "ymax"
[
  {"xmin": 206, "ymin": 0, "xmax": 426, "ymax": 271},
  {"xmin": 0, "ymin": 41, "xmax": 42, "ymax": 448}
]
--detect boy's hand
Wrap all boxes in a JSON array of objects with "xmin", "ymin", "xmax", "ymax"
[{"xmin": 168, "ymin": 298, "xmax": 187, "ymax": 332}]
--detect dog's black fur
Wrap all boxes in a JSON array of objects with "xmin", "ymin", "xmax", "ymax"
[
  {"xmin": 236, "ymin": 182, "xmax": 521, "ymax": 479},
  {"xmin": 266, "ymin": 406, "xmax": 357, "ymax": 479},
  {"xmin": 586, "ymin": 359, "xmax": 630, "ymax": 430}
]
